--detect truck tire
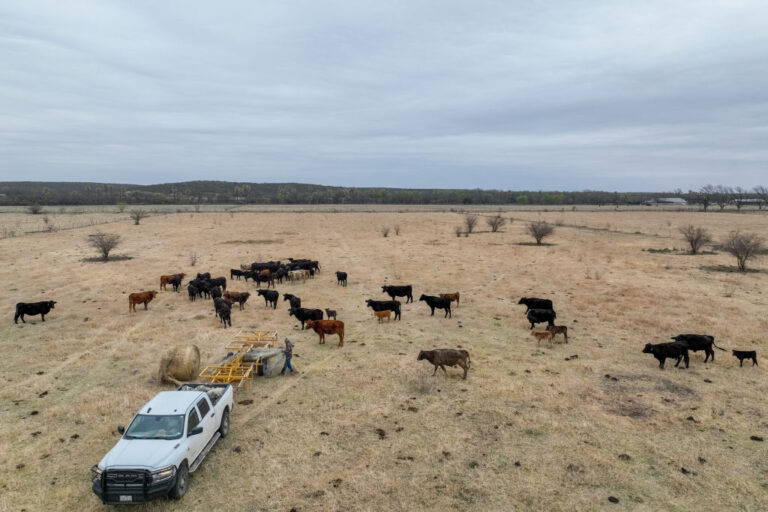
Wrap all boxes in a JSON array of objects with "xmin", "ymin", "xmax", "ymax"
[
  {"xmin": 169, "ymin": 461, "xmax": 188, "ymax": 500},
  {"xmin": 219, "ymin": 408, "xmax": 230, "ymax": 438}
]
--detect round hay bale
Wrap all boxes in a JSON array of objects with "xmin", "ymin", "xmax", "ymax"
[{"xmin": 159, "ymin": 345, "xmax": 200, "ymax": 386}]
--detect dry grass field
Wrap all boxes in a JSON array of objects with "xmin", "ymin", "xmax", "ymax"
[{"xmin": 0, "ymin": 207, "xmax": 766, "ymax": 512}]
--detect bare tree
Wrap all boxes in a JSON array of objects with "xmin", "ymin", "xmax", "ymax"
[
  {"xmin": 721, "ymin": 231, "xmax": 763, "ymax": 271},
  {"xmin": 381, "ymin": 226, "xmax": 390, "ymax": 238},
  {"xmin": 394, "ymin": 225, "xmax": 401, "ymax": 236},
  {"xmin": 679, "ymin": 225, "xmax": 712, "ymax": 254},
  {"xmin": 732, "ymin": 186, "xmax": 749, "ymax": 210},
  {"xmin": 87, "ymin": 232, "xmax": 121, "ymax": 261},
  {"xmin": 130, "ymin": 209, "xmax": 147, "ymax": 225},
  {"xmin": 753, "ymin": 186, "xmax": 768, "ymax": 210},
  {"xmin": 697, "ymin": 185, "xmax": 717, "ymax": 212},
  {"xmin": 526, "ymin": 221, "xmax": 554, "ymax": 245},
  {"xmin": 714, "ymin": 185, "xmax": 732, "ymax": 210},
  {"xmin": 464, "ymin": 214, "xmax": 478, "ymax": 234},
  {"xmin": 486, "ymin": 214, "xmax": 506, "ymax": 233},
  {"xmin": 27, "ymin": 204, "xmax": 43, "ymax": 215}
]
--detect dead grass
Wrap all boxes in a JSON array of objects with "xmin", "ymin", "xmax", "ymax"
[{"xmin": 0, "ymin": 208, "xmax": 766, "ymax": 511}]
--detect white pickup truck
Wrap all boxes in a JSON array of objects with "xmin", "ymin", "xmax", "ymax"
[{"xmin": 91, "ymin": 383, "xmax": 234, "ymax": 504}]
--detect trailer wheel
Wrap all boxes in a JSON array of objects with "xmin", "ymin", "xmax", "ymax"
[
  {"xmin": 219, "ymin": 408, "xmax": 230, "ymax": 438},
  {"xmin": 169, "ymin": 461, "xmax": 188, "ymax": 500}
]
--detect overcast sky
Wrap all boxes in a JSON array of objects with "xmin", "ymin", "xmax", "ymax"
[{"xmin": 1, "ymin": 1, "xmax": 767, "ymax": 191}]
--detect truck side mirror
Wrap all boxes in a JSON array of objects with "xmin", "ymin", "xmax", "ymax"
[
  {"xmin": 188, "ymin": 426, "xmax": 203, "ymax": 437},
  {"xmin": 117, "ymin": 425, "xmax": 125, "ymax": 435}
]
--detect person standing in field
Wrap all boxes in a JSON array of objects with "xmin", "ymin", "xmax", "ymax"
[{"xmin": 280, "ymin": 338, "xmax": 295, "ymax": 375}]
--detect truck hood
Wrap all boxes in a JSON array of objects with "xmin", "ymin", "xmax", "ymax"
[{"xmin": 99, "ymin": 438, "xmax": 183, "ymax": 471}]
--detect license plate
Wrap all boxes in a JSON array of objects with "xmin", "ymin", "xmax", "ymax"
[{"xmin": 119, "ymin": 495, "xmax": 132, "ymax": 502}]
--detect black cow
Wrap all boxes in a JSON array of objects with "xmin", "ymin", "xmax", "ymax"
[
  {"xmin": 274, "ymin": 267, "xmax": 287, "ymax": 284},
  {"xmin": 210, "ymin": 286, "xmax": 222, "ymax": 300},
  {"xmin": 14, "ymin": 301, "xmax": 56, "ymax": 324},
  {"xmin": 526, "ymin": 308, "xmax": 556, "ymax": 329},
  {"xmin": 288, "ymin": 307, "xmax": 323, "ymax": 329},
  {"xmin": 518, "ymin": 297, "xmax": 553, "ymax": 312},
  {"xmin": 230, "ymin": 269, "xmax": 244, "ymax": 280},
  {"xmin": 169, "ymin": 275, "xmax": 183, "ymax": 293},
  {"xmin": 643, "ymin": 342, "xmax": 689, "ymax": 369},
  {"xmin": 283, "ymin": 293, "xmax": 301, "ymax": 309},
  {"xmin": 670, "ymin": 334, "xmax": 725, "ymax": 363},
  {"xmin": 257, "ymin": 289, "xmax": 279, "ymax": 309},
  {"xmin": 209, "ymin": 277, "xmax": 227, "ymax": 291},
  {"xmin": 196, "ymin": 272, "xmax": 211, "ymax": 280},
  {"xmin": 254, "ymin": 273, "xmax": 274, "ymax": 288},
  {"xmin": 366, "ymin": 299, "xmax": 402, "ymax": 321},
  {"xmin": 382, "ymin": 285, "xmax": 413, "ymax": 303},
  {"xmin": 336, "ymin": 271, "xmax": 347, "ymax": 286},
  {"xmin": 213, "ymin": 297, "xmax": 232, "ymax": 328},
  {"xmin": 187, "ymin": 283, "xmax": 199, "ymax": 301},
  {"xmin": 418, "ymin": 294, "xmax": 452, "ymax": 318},
  {"xmin": 190, "ymin": 278, "xmax": 211, "ymax": 299}
]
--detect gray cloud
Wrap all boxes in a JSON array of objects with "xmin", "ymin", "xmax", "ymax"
[{"xmin": 1, "ymin": 1, "xmax": 767, "ymax": 190}]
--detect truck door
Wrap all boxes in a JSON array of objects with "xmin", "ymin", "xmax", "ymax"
[
  {"xmin": 195, "ymin": 396, "xmax": 216, "ymax": 442},
  {"xmin": 185, "ymin": 407, "xmax": 206, "ymax": 463}
]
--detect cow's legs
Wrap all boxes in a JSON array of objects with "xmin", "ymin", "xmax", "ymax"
[
  {"xmin": 440, "ymin": 364, "xmax": 448, "ymax": 376},
  {"xmin": 432, "ymin": 365, "xmax": 438, "ymax": 376},
  {"xmin": 41, "ymin": 314, "xmax": 45, "ymax": 321},
  {"xmin": 430, "ymin": 307, "xmax": 435, "ymax": 316}
]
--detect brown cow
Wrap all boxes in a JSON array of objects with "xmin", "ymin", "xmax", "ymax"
[
  {"xmin": 417, "ymin": 349, "xmax": 471, "ymax": 379},
  {"xmin": 304, "ymin": 319, "xmax": 345, "ymax": 347},
  {"xmin": 374, "ymin": 310, "xmax": 391, "ymax": 323},
  {"xmin": 129, "ymin": 290, "xmax": 159, "ymax": 312},
  {"xmin": 439, "ymin": 292, "xmax": 460, "ymax": 307},
  {"xmin": 160, "ymin": 273, "xmax": 185, "ymax": 291},
  {"xmin": 546, "ymin": 325, "xmax": 568, "ymax": 343},
  {"xmin": 530, "ymin": 331, "xmax": 553, "ymax": 345},
  {"xmin": 223, "ymin": 291, "xmax": 251, "ymax": 310},
  {"xmin": 259, "ymin": 269, "xmax": 271, "ymax": 275}
]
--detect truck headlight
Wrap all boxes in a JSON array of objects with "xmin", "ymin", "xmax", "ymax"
[
  {"xmin": 90, "ymin": 465, "xmax": 103, "ymax": 483},
  {"xmin": 150, "ymin": 466, "xmax": 176, "ymax": 483}
]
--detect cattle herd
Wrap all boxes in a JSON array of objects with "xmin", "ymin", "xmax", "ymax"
[{"xmin": 12, "ymin": 256, "xmax": 760, "ymax": 378}]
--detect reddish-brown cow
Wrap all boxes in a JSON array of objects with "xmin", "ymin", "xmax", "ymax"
[
  {"xmin": 129, "ymin": 290, "xmax": 159, "ymax": 312},
  {"xmin": 305, "ymin": 319, "xmax": 345, "ymax": 347}
]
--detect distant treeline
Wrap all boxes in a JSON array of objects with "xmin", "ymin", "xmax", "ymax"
[{"xmin": 0, "ymin": 181, "xmax": 765, "ymax": 208}]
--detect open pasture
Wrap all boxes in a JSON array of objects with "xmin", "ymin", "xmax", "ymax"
[{"xmin": 0, "ymin": 208, "xmax": 766, "ymax": 511}]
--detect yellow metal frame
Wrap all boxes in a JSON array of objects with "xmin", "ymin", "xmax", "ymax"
[{"xmin": 199, "ymin": 331, "xmax": 280, "ymax": 390}]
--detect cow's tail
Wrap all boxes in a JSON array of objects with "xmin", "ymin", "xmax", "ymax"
[{"xmin": 713, "ymin": 340, "xmax": 727, "ymax": 351}]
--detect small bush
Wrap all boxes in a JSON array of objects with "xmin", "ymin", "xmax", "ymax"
[
  {"xmin": 464, "ymin": 214, "xmax": 478, "ymax": 234},
  {"xmin": 189, "ymin": 252, "xmax": 198, "ymax": 267},
  {"xmin": 394, "ymin": 225, "xmax": 401, "ymax": 236},
  {"xmin": 381, "ymin": 226, "xmax": 390, "ymax": 238},
  {"xmin": 87, "ymin": 232, "xmax": 121, "ymax": 261},
  {"xmin": 486, "ymin": 215, "xmax": 506, "ymax": 233},
  {"xmin": 721, "ymin": 231, "xmax": 763, "ymax": 271},
  {"xmin": 27, "ymin": 204, "xmax": 43, "ymax": 215},
  {"xmin": 130, "ymin": 209, "xmax": 147, "ymax": 225},
  {"xmin": 526, "ymin": 221, "xmax": 554, "ymax": 245},
  {"xmin": 679, "ymin": 225, "xmax": 712, "ymax": 254},
  {"xmin": 455, "ymin": 226, "xmax": 463, "ymax": 237}
]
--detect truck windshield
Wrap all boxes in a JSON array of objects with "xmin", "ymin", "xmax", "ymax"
[{"xmin": 124, "ymin": 415, "xmax": 184, "ymax": 440}]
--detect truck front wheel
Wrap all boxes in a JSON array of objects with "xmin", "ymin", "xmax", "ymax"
[
  {"xmin": 219, "ymin": 408, "xmax": 230, "ymax": 438},
  {"xmin": 169, "ymin": 462, "xmax": 188, "ymax": 500}
]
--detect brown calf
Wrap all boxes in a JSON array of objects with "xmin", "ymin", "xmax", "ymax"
[
  {"xmin": 546, "ymin": 325, "xmax": 568, "ymax": 343},
  {"xmin": 374, "ymin": 310, "xmax": 392, "ymax": 323},
  {"xmin": 223, "ymin": 291, "xmax": 250, "ymax": 310},
  {"xmin": 439, "ymin": 292, "xmax": 460, "ymax": 307},
  {"xmin": 160, "ymin": 273, "xmax": 185, "ymax": 291},
  {"xmin": 129, "ymin": 291, "xmax": 159, "ymax": 312},
  {"xmin": 530, "ymin": 331, "xmax": 553, "ymax": 345}
]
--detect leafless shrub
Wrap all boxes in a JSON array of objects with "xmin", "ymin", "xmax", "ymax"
[
  {"xmin": 721, "ymin": 231, "xmax": 763, "ymax": 271},
  {"xmin": 394, "ymin": 225, "xmax": 401, "ymax": 236},
  {"xmin": 455, "ymin": 226, "xmax": 463, "ymax": 237},
  {"xmin": 486, "ymin": 214, "xmax": 506, "ymax": 233},
  {"xmin": 464, "ymin": 214, "xmax": 478, "ymax": 234},
  {"xmin": 554, "ymin": 217, "xmax": 565, "ymax": 227},
  {"xmin": 526, "ymin": 221, "xmax": 554, "ymax": 245},
  {"xmin": 189, "ymin": 251, "xmax": 198, "ymax": 267},
  {"xmin": 130, "ymin": 209, "xmax": 147, "ymax": 225},
  {"xmin": 27, "ymin": 204, "xmax": 43, "ymax": 215},
  {"xmin": 115, "ymin": 202, "xmax": 127, "ymax": 213},
  {"xmin": 381, "ymin": 226, "xmax": 390, "ymax": 238},
  {"xmin": 87, "ymin": 232, "xmax": 121, "ymax": 261},
  {"xmin": 679, "ymin": 225, "xmax": 712, "ymax": 254},
  {"xmin": 42, "ymin": 216, "xmax": 55, "ymax": 232}
]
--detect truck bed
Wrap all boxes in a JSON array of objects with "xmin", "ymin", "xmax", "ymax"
[{"xmin": 176, "ymin": 383, "xmax": 230, "ymax": 406}]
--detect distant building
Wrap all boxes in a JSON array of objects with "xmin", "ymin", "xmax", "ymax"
[{"xmin": 643, "ymin": 197, "xmax": 688, "ymax": 206}]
